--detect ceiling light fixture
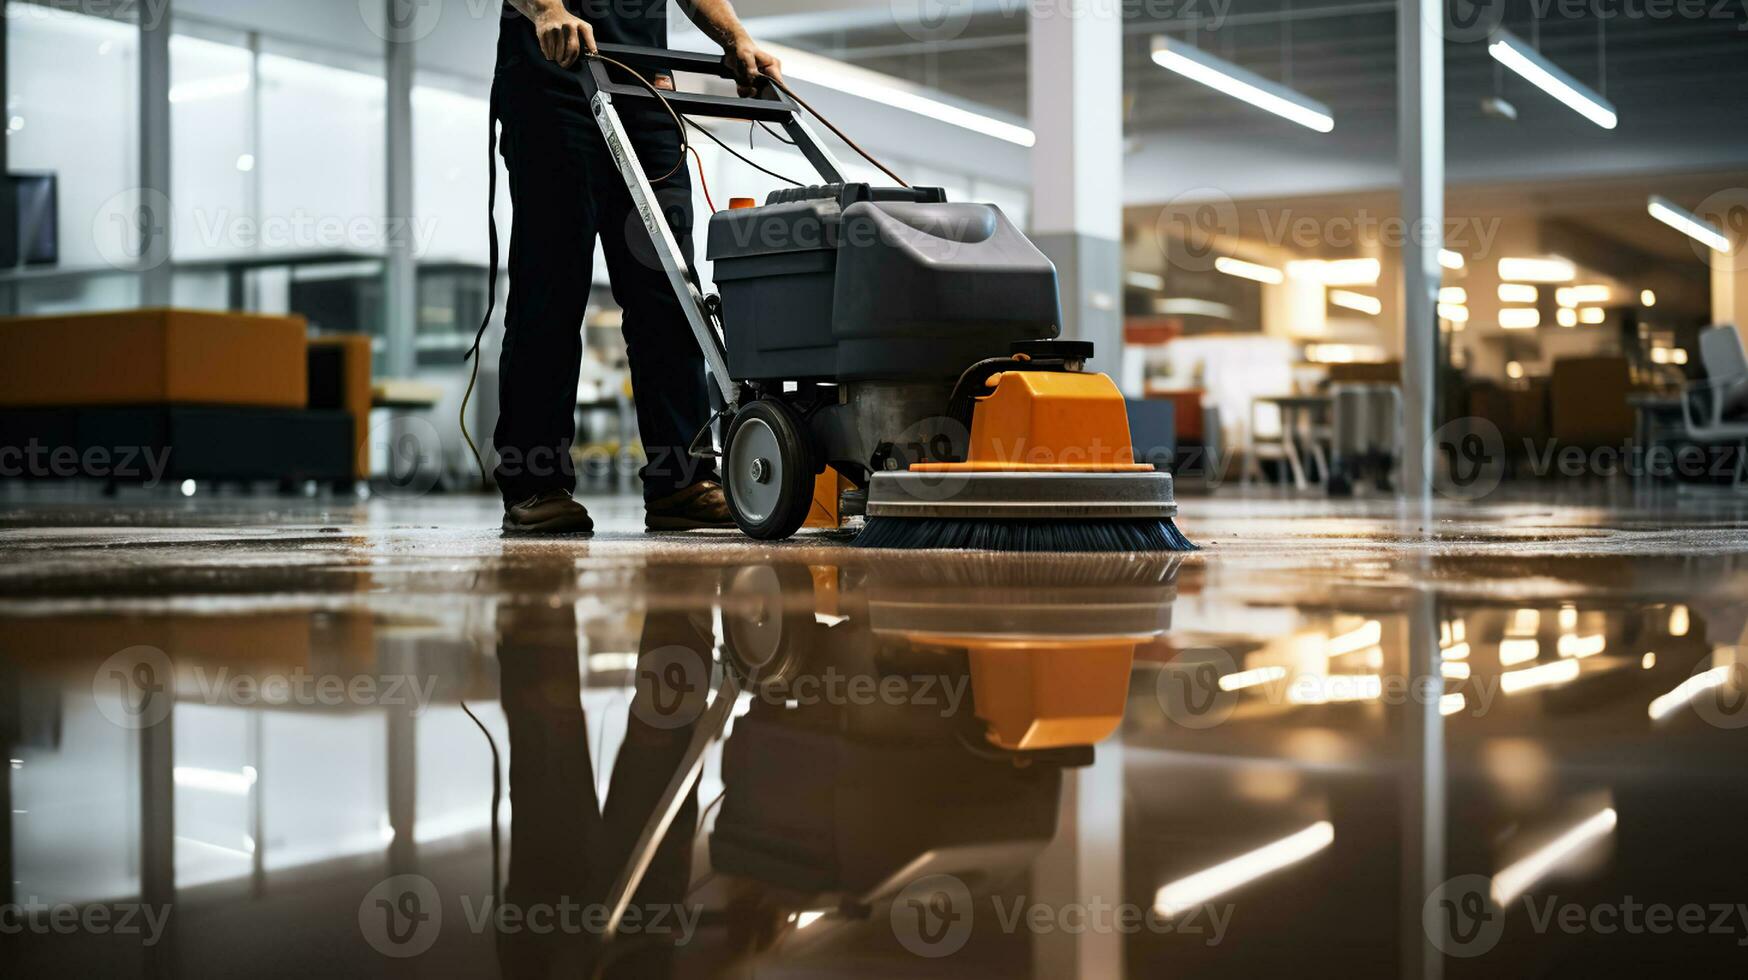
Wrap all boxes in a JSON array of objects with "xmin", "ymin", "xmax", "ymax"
[
  {"xmin": 1499, "ymin": 256, "xmax": 1576, "ymax": 283},
  {"xmin": 1150, "ymin": 36, "xmax": 1334, "ymax": 133},
  {"xmin": 1329, "ymin": 290, "xmax": 1382, "ymax": 316},
  {"xmin": 1647, "ymin": 195, "xmax": 1731, "ymax": 253},
  {"xmin": 1214, "ymin": 256, "xmax": 1285, "ymax": 285},
  {"xmin": 1497, "ymin": 284, "xmax": 1539, "ymax": 304},
  {"xmin": 1287, "ymin": 258, "xmax": 1380, "ymax": 286},
  {"xmin": 1500, "ymin": 308, "xmax": 1542, "ymax": 330},
  {"xmin": 1439, "ymin": 249, "xmax": 1466, "ymax": 270},
  {"xmin": 1487, "ymin": 29, "xmax": 1618, "ymax": 129},
  {"xmin": 766, "ymin": 43, "xmax": 1035, "ymax": 147}
]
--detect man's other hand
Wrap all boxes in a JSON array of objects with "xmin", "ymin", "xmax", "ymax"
[{"xmin": 725, "ymin": 36, "xmax": 782, "ymax": 97}]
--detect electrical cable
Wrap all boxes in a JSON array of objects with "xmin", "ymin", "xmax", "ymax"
[
  {"xmin": 752, "ymin": 119, "xmax": 794, "ymax": 147},
  {"xmin": 689, "ymin": 144, "xmax": 718, "ymax": 212},
  {"xmin": 458, "ymin": 700, "xmax": 503, "ymax": 923},
  {"xmin": 766, "ymin": 75, "xmax": 909, "ymax": 188},
  {"xmin": 686, "ymin": 117, "xmax": 802, "ymax": 187}
]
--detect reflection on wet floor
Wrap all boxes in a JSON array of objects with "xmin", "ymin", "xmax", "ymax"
[{"xmin": 3, "ymin": 492, "xmax": 1748, "ymax": 976}]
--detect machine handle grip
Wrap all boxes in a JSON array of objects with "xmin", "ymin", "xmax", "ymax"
[{"xmin": 579, "ymin": 43, "xmax": 796, "ymax": 122}]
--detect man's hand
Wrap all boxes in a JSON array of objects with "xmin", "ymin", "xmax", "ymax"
[
  {"xmin": 533, "ymin": 6, "xmax": 594, "ymax": 69},
  {"xmin": 724, "ymin": 35, "xmax": 782, "ymax": 97}
]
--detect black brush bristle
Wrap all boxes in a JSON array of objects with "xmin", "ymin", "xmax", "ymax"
[{"xmin": 852, "ymin": 517, "xmax": 1197, "ymax": 553}]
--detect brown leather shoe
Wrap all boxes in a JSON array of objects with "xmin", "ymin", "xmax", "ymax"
[
  {"xmin": 502, "ymin": 489, "xmax": 594, "ymax": 535},
  {"xmin": 645, "ymin": 480, "xmax": 734, "ymax": 531}
]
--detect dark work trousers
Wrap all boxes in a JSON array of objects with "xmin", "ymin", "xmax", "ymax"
[{"xmin": 492, "ymin": 71, "xmax": 712, "ymax": 506}]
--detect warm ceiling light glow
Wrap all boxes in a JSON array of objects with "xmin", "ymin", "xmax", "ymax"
[
  {"xmin": 1647, "ymin": 195, "xmax": 1731, "ymax": 254},
  {"xmin": 1500, "ymin": 308, "xmax": 1542, "ymax": 329},
  {"xmin": 1439, "ymin": 303, "xmax": 1470, "ymax": 323},
  {"xmin": 1487, "ymin": 29, "xmax": 1618, "ymax": 129},
  {"xmin": 1329, "ymin": 290, "xmax": 1382, "ymax": 316},
  {"xmin": 1556, "ymin": 308, "xmax": 1578, "ymax": 327},
  {"xmin": 768, "ymin": 43, "xmax": 1035, "ymax": 146},
  {"xmin": 1217, "ymin": 666, "xmax": 1288, "ymax": 692},
  {"xmin": 1506, "ymin": 360, "xmax": 1525, "ymax": 379},
  {"xmin": 1439, "ymin": 286, "xmax": 1468, "ymax": 304},
  {"xmin": 1556, "ymin": 284, "xmax": 1610, "ymax": 306},
  {"xmin": 1578, "ymin": 307, "xmax": 1605, "ymax": 325},
  {"xmin": 1490, "ymin": 808, "xmax": 1619, "ymax": 906},
  {"xmin": 1648, "ymin": 664, "xmax": 1733, "ymax": 721},
  {"xmin": 1499, "ymin": 257, "xmax": 1577, "ymax": 283},
  {"xmin": 1498, "ymin": 283, "xmax": 1540, "ymax": 304},
  {"xmin": 1669, "ymin": 605, "xmax": 1689, "ymax": 637},
  {"xmin": 1439, "ymin": 249, "xmax": 1466, "ymax": 270},
  {"xmin": 1154, "ymin": 821, "xmax": 1335, "ymax": 917},
  {"xmin": 1215, "ymin": 256, "xmax": 1285, "ymax": 285},
  {"xmin": 1499, "ymin": 637, "xmax": 1541, "ymax": 666},
  {"xmin": 1557, "ymin": 634, "xmax": 1606, "ymax": 659},
  {"xmin": 1500, "ymin": 657, "xmax": 1581, "ymax": 694},
  {"xmin": 1150, "ymin": 36, "xmax": 1334, "ymax": 133},
  {"xmin": 1125, "ymin": 270, "xmax": 1166, "ymax": 291},
  {"xmin": 1640, "ymin": 289, "xmax": 1657, "ymax": 307},
  {"xmin": 1440, "ymin": 692, "xmax": 1468, "ymax": 716},
  {"xmin": 1287, "ymin": 258, "xmax": 1380, "ymax": 286},
  {"xmin": 1327, "ymin": 620, "xmax": 1384, "ymax": 657}
]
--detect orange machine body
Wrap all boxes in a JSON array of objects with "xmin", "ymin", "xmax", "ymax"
[{"xmin": 909, "ymin": 370, "xmax": 1151, "ymax": 473}]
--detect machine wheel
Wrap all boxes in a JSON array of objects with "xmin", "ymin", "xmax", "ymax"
[{"xmin": 723, "ymin": 398, "xmax": 815, "ymax": 540}]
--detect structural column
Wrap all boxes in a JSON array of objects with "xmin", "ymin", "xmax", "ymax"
[
  {"xmin": 1398, "ymin": 0, "xmax": 1443, "ymax": 505},
  {"xmin": 1028, "ymin": 0, "xmax": 1125, "ymax": 383},
  {"xmin": 384, "ymin": 3, "xmax": 418, "ymax": 379},
  {"xmin": 140, "ymin": 1, "xmax": 173, "ymax": 307}
]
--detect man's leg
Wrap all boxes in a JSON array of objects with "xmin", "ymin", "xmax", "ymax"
[
  {"xmin": 493, "ymin": 83, "xmax": 598, "ymax": 507},
  {"xmin": 589, "ymin": 112, "xmax": 715, "ymax": 504}
]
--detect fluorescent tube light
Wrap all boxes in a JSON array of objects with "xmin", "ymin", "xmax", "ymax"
[
  {"xmin": 767, "ymin": 43, "xmax": 1034, "ymax": 147},
  {"xmin": 1287, "ymin": 258, "xmax": 1380, "ymax": 286},
  {"xmin": 1487, "ymin": 29, "xmax": 1618, "ymax": 129},
  {"xmin": 1329, "ymin": 290, "xmax": 1382, "ymax": 316},
  {"xmin": 1491, "ymin": 808, "xmax": 1618, "ymax": 905},
  {"xmin": 1154, "ymin": 821, "xmax": 1334, "ymax": 917},
  {"xmin": 1555, "ymin": 284, "xmax": 1610, "ymax": 306},
  {"xmin": 1215, "ymin": 256, "xmax": 1285, "ymax": 285},
  {"xmin": 1497, "ymin": 284, "xmax": 1539, "ymax": 304},
  {"xmin": 1556, "ymin": 308, "xmax": 1578, "ymax": 327},
  {"xmin": 1499, "ymin": 308, "xmax": 1541, "ymax": 329},
  {"xmin": 1439, "ymin": 249, "xmax": 1466, "ymax": 270},
  {"xmin": 1125, "ymin": 270, "xmax": 1166, "ymax": 292},
  {"xmin": 1579, "ymin": 306, "xmax": 1606, "ymax": 325},
  {"xmin": 1439, "ymin": 287, "xmax": 1467, "ymax": 304},
  {"xmin": 1150, "ymin": 36, "xmax": 1334, "ymax": 133},
  {"xmin": 1438, "ymin": 303, "xmax": 1470, "ymax": 323},
  {"xmin": 1499, "ymin": 256, "xmax": 1576, "ymax": 283},
  {"xmin": 1647, "ymin": 195, "xmax": 1731, "ymax": 253}
]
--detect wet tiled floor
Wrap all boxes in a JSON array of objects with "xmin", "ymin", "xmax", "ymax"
[{"xmin": 3, "ymin": 487, "xmax": 1748, "ymax": 977}]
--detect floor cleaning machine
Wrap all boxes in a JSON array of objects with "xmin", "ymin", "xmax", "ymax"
[{"xmin": 579, "ymin": 45, "xmax": 1191, "ymax": 551}]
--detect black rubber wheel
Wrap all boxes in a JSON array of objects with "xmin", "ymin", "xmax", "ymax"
[{"xmin": 722, "ymin": 398, "xmax": 815, "ymax": 541}]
